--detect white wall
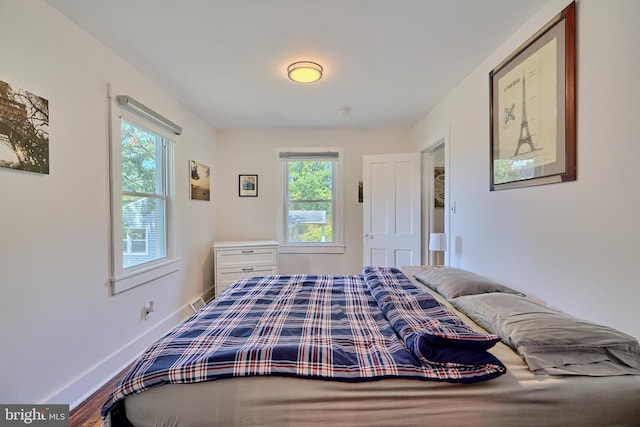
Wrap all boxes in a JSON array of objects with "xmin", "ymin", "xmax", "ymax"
[
  {"xmin": 214, "ymin": 128, "xmax": 414, "ymax": 275},
  {"xmin": 0, "ymin": 0, "xmax": 217, "ymax": 406},
  {"xmin": 412, "ymin": 0, "xmax": 640, "ymax": 340}
]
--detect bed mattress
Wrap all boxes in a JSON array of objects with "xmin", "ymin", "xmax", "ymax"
[
  {"xmin": 124, "ymin": 356, "xmax": 640, "ymax": 427},
  {"xmin": 117, "ymin": 266, "xmax": 640, "ymax": 426}
]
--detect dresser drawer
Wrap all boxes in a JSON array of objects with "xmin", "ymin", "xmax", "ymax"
[
  {"xmin": 215, "ymin": 247, "xmax": 277, "ymax": 269},
  {"xmin": 213, "ymin": 240, "xmax": 279, "ymax": 297},
  {"xmin": 216, "ymin": 265, "xmax": 278, "ymax": 296}
]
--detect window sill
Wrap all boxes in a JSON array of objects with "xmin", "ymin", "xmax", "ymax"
[
  {"xmin": 111, "ymin": 257, "xmax": 182, "ymax": 295},
  {"xmin": 278, "ymin": 245, "xmax": 345, "ymax": 254}
]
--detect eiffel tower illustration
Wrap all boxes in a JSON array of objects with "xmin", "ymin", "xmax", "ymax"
[{"xmin": 513, "ymin": 72, "xmax": 537, "ymax": 157}]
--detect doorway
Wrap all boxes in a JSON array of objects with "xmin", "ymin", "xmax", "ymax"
[{"xmin": 421, "ymin": 138, "xmax": 447, "ymax": 266}]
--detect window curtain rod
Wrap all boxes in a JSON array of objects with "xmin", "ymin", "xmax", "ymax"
[{"xmin": 116, "ymin": 95, "xmax": 182, "ymax": 135}]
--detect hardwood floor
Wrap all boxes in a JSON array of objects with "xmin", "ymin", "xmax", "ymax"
[{"xmin": 69, "ymin": 366, "xmax": 130, "ymax": 427}]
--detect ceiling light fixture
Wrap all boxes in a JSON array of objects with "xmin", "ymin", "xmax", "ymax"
[{"xmin": 287, "ymin": 61, "xmax": 323, "ymax": 83}]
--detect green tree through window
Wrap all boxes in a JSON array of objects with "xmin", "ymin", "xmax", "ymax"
[
  {"xmin": 120, "ymin": 120, "xmax": 167, "ymax": 268},
  {"xmin": 286, "ymin": 160, "xmax": 334, "ymax": 243},
  {"xmin": 121, "ymin": 122, "xmax": 158, "ymax": 194}
]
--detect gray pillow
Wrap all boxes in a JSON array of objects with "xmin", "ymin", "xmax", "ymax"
[
  {"xmin": 452, "ymin": 293, "xmax": 640, "ymax": 376},
  {"xmin": 413, "ymin": 267, "xmax": 525, "ymax": 300}
]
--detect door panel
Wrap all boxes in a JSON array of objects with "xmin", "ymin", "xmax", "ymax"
[
  {"xmin": 394, "ymin": 162, "xmax": 414, "ymax": 234},
  {"xmin": 370, "ymin": 249, "xmax": 389, "ymax": 267},
  {"xmin": 363, "ymin": 153, "xmax": 421, "ymax": 268},
  {"xmin": 370, "ymin": 162, "xmax": 388, "ymax": 233},
  {"xmin": 395, "ymin": 249, "xmax": 414, "ymax": 267}
]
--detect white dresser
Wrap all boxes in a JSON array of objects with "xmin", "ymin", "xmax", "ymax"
[{"xmin": 213, "ymin": 240, "xmax": 279, "ymax": 297}]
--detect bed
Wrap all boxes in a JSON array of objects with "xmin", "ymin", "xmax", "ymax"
[{"xmin": 101, "ymin": 266, "xmax": 640, "ymax": 427}]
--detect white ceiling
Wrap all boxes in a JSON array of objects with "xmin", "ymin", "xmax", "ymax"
[{"xmin": 46, "ymin": 0, "xmax": 548, "ymax": 129}]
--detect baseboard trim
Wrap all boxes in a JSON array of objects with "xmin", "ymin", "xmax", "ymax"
[
  {"xmin": 202, "ymin": 285, "xmax": 215, "ymax": 302},
  {"xmin": 43, "ymin": 304, "xmax": 192, "ymax": 409}
]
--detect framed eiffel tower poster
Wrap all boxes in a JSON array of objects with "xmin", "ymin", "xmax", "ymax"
[{"xmin": 489, "ymin": 1, "xmax": 576, "ymax": 191}]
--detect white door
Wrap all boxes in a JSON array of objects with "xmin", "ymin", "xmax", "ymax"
[{"xmin": 363, "ymin": 153, "xmax": 421, "ymax": 268}]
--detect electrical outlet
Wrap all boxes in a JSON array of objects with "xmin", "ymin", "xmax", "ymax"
[{"xmin": 144, "ymin": 300, "xmax": 155, "ymax": 320}]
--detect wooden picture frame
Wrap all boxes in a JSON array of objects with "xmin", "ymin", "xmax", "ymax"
[
  {"xmin": 239, "ymin": 174, "xmax": 258, "ymax": 197},
  {"xmin": 489, "ymin": 2, "xmax": 576, "ymax": 191}
]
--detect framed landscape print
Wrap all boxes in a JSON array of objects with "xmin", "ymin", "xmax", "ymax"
[
  {"xmin": 0, "ymin": 79, "xmax": 49, "ymax": 174},
  {"xmin": 489, "ymin": 2, "xmax": 576, "ymax": 191}
]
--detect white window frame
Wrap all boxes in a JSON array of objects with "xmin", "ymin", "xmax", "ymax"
[
  {"xmin": 276, "ymin": 147, "xmax": 344, "ymax": 254},
  {"xmin": 108, "ymin": 85, "xmax": 180, "ymax": 294}
]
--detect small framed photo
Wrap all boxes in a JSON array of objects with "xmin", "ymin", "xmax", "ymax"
[{"xmin": 239, "ymin": 174, "xmax": 258, "ymax": 197}]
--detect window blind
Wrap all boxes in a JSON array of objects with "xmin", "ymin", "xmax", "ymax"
[{"xmin": 117, "ymin": 95, "xmax": 182, "ymax": 136}]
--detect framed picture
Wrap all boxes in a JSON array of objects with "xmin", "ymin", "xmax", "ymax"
[
  {"xmin": 489, "ymin": 2, "xmax": 576, "ymax": 191},
  {"xmin": 239, "ymin": 174, "xmax": 258, "ymax": 197},
  {"xmin": 434, "ymin": 167, "xmax": 445, "ymax": 208},
  {"xmin": 0, "ymin": 79, "xmax": 49, "ymax": 174},
  {"xmin": 190, "ymin": 160, "xmax": 210, "ymax": 201}
]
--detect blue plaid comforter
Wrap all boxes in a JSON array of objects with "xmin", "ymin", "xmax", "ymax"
[{"xmin": 101, "ymin": 267, "xmax": 505, "ymax": 419}]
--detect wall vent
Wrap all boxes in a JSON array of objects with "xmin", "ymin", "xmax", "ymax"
[{"xmin": 189, "ymin": 297, "xmax": 206, "ymax": 313}]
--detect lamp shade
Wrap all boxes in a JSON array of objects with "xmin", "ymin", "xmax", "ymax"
[
  {"xmin": 429, "ymin": 233, "xmax": 447, "ymax": 251},
  {"xmin": 287, "ymin": 61, "xmax": 323, "ymax": 83}
]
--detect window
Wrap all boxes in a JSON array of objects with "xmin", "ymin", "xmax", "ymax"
[
  {"xmin": 120, "ymin": 120, "xmax": 167, "ymax": 268},
  {"xmin": 109, "ymin": 87, "xmax": 181, "ymax": 294},
  {"xmin": 277, "ymin": 148, "xmax": 344, "ymax": 253}
]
